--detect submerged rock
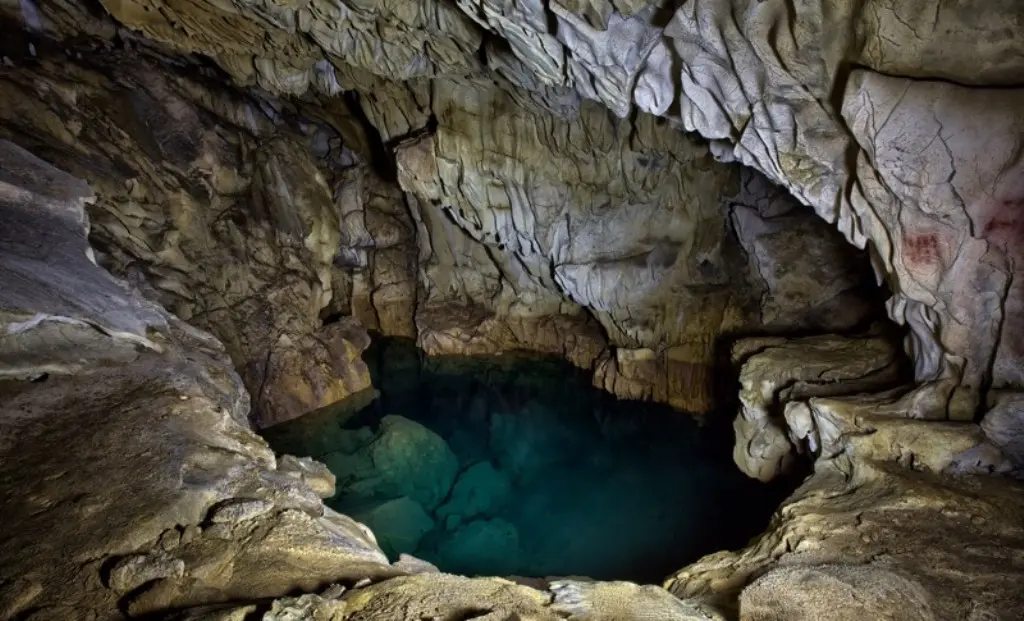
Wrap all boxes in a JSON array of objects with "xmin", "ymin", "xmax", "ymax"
[
  {"xmin": 351, "ymin": 497, "xmax": 435, "ymax": 558},
  {"xmin": 426, "ymin": 518, "xmax": 522, "ymax": 577},
  {"xmin": 436, "ymin": 461, "xmax": 512, "ymax": 528},
  {"xmin": 342, "ymin": 415, "xmax": 458, "ymax": 511}
]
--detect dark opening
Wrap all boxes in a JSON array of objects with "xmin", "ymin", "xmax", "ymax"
[{"xmin": 264, "ymin": 338, "xmax": 793, "ymax": 583}]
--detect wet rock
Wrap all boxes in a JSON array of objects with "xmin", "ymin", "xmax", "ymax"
[
  {"xmin": 427, "ymin": 518, "xmax": 522, "ymax": 576},
  {"xmin": 278, "ymin": 455, "xmax": 337, "ymax": 499},
  {"xmin": 392, "ymin": 554, "xmax": 440, "ymax": 575},
  {"xmin": 0, "ymin": 148, "xmax": 395, "ymax": 616},
  {"xmin": 344, "ymin": 415, "xmax": 458, "ymax": 511},
  {"xmin": 436, "ymin": 461, "xmax": 512, "ymax": 528},
  {"xmin": 351, "ymin": 498, "xmax": 435, "ymax": 558}
]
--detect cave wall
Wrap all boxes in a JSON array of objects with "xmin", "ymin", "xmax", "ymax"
[
  {"xmin": 0, "ymin": 31, "xmax": 380, "ymax": 427},
  {"xmin": 27, "ymin": 0, "xmax": 1016, "ymax": 424},
  {"xmin": 0, "ymin": 0, "xmax": 888, "ymax": 424}
]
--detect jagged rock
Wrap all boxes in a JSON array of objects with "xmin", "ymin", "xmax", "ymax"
[
  {"xmin": 209, "ymin": 499, "xmax": 276, "ymax": 524},
  {"xmin": 666, "ymin": 449, "xmax": 1024, "ymax": 619},
  {"xmin": 0, "ymin": 42, "xmax": 374, "ymax": 429},
  {"xmin": 549, "ymin": 580, "xmax": 725, "ymax": 621},
  {"xmin": 0, "ymin": 0, "xmax": 886, "ymax": 417},
  {"xmin": 785, "ymin": 395, "xmax": 996, "ymax": 475},
  {"xmin": 731, "ymin": 332, "xmax": 906, "ymax": 481},
  {"xmin": 3, "ymin": 1, "xmax": 1024, "ymax": 620},
  {"xmin": 312, "ymin": 575, "xmax": 560, "ymax": 620},
  {"xmin": 278, "ymin": 455, "xmax": 337, "ymax": 499},
  {"xmin": 0, "ymin": 144, "xmax": 396, "ymax": 618},
  {"xmin": 263, "ymin": 593, "xmax": 347, "ymax": 621}
]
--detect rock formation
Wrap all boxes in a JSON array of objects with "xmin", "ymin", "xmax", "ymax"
[
  {"xmin": 0, "ymin": 135, "xmax": 726, "ymax": 621},
  {"xmin": 1, "ymin": 0, "xmax": 1024, "ymax": 618},
  {"xmin": 0, "ymin": 0, "xmax": 884, "ymax": 422}
]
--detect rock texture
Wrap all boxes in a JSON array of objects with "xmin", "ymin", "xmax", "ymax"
[
  {"xmin": 667, "ymin": 422, "xmax": 1024, "ymax": 620},
  {"xmin": 3, "ymin": 0, "xmax": 1024, "ymax": 619},
  {"xmin": 0, "ymin": 32, "xmax": 376, "ymax": 427},
  {"xmin": 0, "ymin": 0, "xmax": 884, "ymax": 417},
  {"xmin": 0, "ymin": 140, "xmax": 397, "ymax": 619},
  {"xmin": 731, "ymin": 331, "xmax": 907, "ymax": 481},
  {"xmin": 0, "ymin": 131, "xmax": 760, "ymax": 617},
  {"xmin": 0, "ymin": 140, "xmax": 724, "ymax": 621}
]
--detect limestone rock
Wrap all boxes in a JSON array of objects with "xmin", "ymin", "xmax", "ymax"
[
  {"xmin": 343, "ymin": 415, "xmax": 459, "ymax": 511},
  {"xmin": 209, "ymin": 499, "xmax": 276, "ymax": 524},
  {"xmin": 981, "ymin": 391, "xmax": 1024, "ymax": 473},
  {"xmin": 731, "ymin": 332, "xmax": 906, "ymax": 481},
  {"xmin": 436, "ymin": 461, "xmax": 512, "ymax": 528},
  {"xmin": 391, "ymin": 554, "xmax": 440, "ymax": 575},
  {"xmin": 549, "ymin": 580, "xmax": 725, "ymax": 621},
  {"xmin": 739, "ymin": 565, "xmax": 937, "ymax": 621},
  {"xmin": 0, "ymin": 145, "xmax": 396, "ymax": 618},
  {"xmin": 339, "ymin": 574, "xmax": 555, "ymax": 621},
  {"xmin": 278, "ymin": 455, "xmax": 337, "ymax": 499},
  {"xmin": 666, "ymin": 457, "xmax": 1024, "ymax": 619},
  {"xmin": 0, "ymin": 43, "xmax": 374, "ymax": 429},
  {"xmin": 350, "ymin": 498, "xmax": 435, "ymax": 558},
  {"xmin": 263, "ymin": 593, "xmax": 347, "ymax": 621},
  {"xmin": 107, "ymin": 553, "xmax": 185, "ymax": 595}
]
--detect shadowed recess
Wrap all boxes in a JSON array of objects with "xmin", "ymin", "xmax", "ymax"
[{"xmin": 264, "ymin": 338, "xmax": 793, "ymax": 583}]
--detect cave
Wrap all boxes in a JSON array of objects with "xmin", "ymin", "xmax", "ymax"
[
  {"xmin": 264, "ymin": 339, "xmax": 794, "ymax": 582},
  {"xmin": 2, "ymin": 0, "xmax": 1024, "ymax": 620}
]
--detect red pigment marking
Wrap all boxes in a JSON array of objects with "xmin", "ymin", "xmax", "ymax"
[
  {"xmin": 982, "ymin": 197, "xmax": 1024, "ymax": 249},
  {"xmin": 903, "ymin": 232, "xmax": 941, "ymax": 267}
]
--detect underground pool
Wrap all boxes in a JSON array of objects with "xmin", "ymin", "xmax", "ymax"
[{"xmin": 263, "ymin": 338, "xmax": 793, "ymax": 583}]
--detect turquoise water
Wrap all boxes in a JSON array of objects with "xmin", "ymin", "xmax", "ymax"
[{"xmin": 264, "ymin": 339, "xmax": 790, "ymax": 583}]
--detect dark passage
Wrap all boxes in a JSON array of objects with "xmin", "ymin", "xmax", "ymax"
[{"xmin": 264, "ymin": 339, "xmax": 792, "ymax": 583}]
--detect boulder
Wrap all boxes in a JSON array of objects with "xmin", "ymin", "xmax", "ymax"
[{"xmin": 436, "ymin": 461, "xmax": 513, "ymax": 528}]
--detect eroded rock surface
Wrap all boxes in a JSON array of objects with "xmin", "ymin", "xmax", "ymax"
[
  {"xmin": 0, "ymin": 141, "xmax": 396, "ymax": 619},
  {"xmin": 2, "ymin": 0, "xmax": 1024, "ymax": 619},
  {"xmin": 0, "ymin": 0, "xmax": 884, "ymax": 415},
  {"xmin": 0, "ymin": 142, "xmax": 762, "ymax": 621}
]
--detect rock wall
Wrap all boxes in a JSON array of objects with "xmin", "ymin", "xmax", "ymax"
[
  {"xmin": 0, "ymin": 0, "xmax": 886, "ymax": 420},
  {"xmin": 2, "ymin": 131, "xmax": 1022, "ymax": 621},
  {"xmin": 432, "ymin": 0, "xmax": 1024, "ymax": 421},
  {"xmin": 48, "ymin": 0, "xmax": 1019, "ymax": 422},
  {"xmin": 2, "ymin": 1, "xmax": 1024, "ymax": 618},
  {"xmin": 0, "ymin": 28, "xmax": 378, "ymax": 427}
]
